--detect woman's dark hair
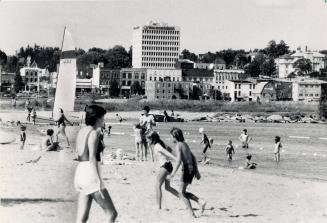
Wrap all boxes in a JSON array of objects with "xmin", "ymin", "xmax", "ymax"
[
  {"xmin": 147, "ymin": 131, "xmax": 172, "ymax": 152},
  {"xmin": 246, "ymin": 154, "xmax": 252, "ymax": 160},
  {"xmin": 85, "ymin": 105, "xmax": 106, "ymax": 126},
  {"xmin": 46, "ymin": 129, "xmax": 54, "ymax": 136},
  {"xmin": 170, "ymin": 127, "xmax": 185, "ymax": 142},
  {"xmin": 143, "ymin": 105, "xmax": 150, "ymax": 113},
  {"xmin": 275, "ymin": 136, "xmax": 281, "ymax": 143}
]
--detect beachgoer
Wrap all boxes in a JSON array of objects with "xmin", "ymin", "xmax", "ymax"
[
  {"xmin": 225, "ymin": 140, "xmax": 235, "ymax": 161},
  {"xmin": 171, "ymin": 110, "xmax": 174, "ymax": 117},
  {"xmin": 25, "ymin": 99, "xmax": 30, "ymax": 109},
  {"xmin": 139, "ymin": 105, "xmax": 156, "ymax": 161},
  {"xmin": 168, "ymin": 127, "xmax": 206, "ymax": 218},
  {"xmin": 107, "ymin": 125, "xmax": 112, "ymax": 136},
  {"xmin": 147, "ymin": 131, "xmax": 179, "ymax": 209},
  {"xmin": 55, "ymin": 108, "xmax": 72, "ymax": 147},
  {"xmin": 239, "ymin": 129, "xmax": 251, "ymax": 148},
  {"xmin": 74, "ymin": 105, "xmax": 117, "ymax": 223},
  {"xmin": 42, "ymin": 129, "xmax": 60, "ymax": 151},
  {"xmin": 27, "ymin": 106, "xmax": 33, "ymax": 122},
  {"xmin": 274, "ymin": 136, "xmax": 282, "ymax": 162},
  {"xmin": 97, "ymin": 125, "xmax": 106, "ymax": 164},
  {"xmin": 245, "ymin": 154, "xmax": 257, "ymax": 169},
  {"xmin": 199, "ymin": 127, "xmax": 211, "ymax": 163},
  {"xmin": 20, "ymin": 126, "xmax": 26, "ymax": 150},
  {"xmin": 133, "ymin": 123, "xmax": 145, "ymax": 161},
  {"xmin": 32, "ymin": 108, "xmax": 37, "ymax": 125},
  {"xmin": 163, "ymin": 110, "xmax": 169, "ymax": 122},
  {"xmin": 116, "ymin": 114, "xmax": 123, "ymax": 124}
]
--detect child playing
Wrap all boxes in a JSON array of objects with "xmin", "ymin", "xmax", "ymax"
[
  {"xmin": 42, "ymin": 129, "xmax": 60, "ymax": 151},
  {"xmin": 245, "ymin": 154, "xmax": 257, "ymax": 169},
  {"xmin": 199, "ymin": 127, "xmax": 211, "ymax": 163},
  {"xmin": 133, "ymin": 123, "xmax": 145, "ymax": 161},
  {"xmin": 239, "ymin": 129, "xmax": 252, "ymax": 148},
  {"xmin": 26, "ymin": 106, "xmax": 33, "ymax": 122},
  {"xmin": 107, "ymin": 125, "xmax": 112, "ymax": 136},
  {"xmin": 20, "ymin": 126, "xmax": 26, "ymax": 150},
  {"xmin": 225, "ymin": 140, "xmax": 235, "ymax": 160},
  {"xmin": 274, "ymin": 136, "xmax": 282, "ymax": 162},
  {"xmin": 169, "ymin": 127, "xmax": 206, "ymax": 218},
  {"xmin": 116, "ymin": 114, "xmax": 123, "ymax": 123},
  {"xmin": 32, "ymin": 108, "xmax": 37, "ymax": 125}
]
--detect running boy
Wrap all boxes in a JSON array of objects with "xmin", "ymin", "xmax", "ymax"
[
  {"xmin": 168, "ymin": 127, "xmax": 206, "ymax": 218},
  {"xmin": 32, "ymin": 108, "xmax": 37, "ymax": 125},
  {"xmin": 239, "ymin": 129, "xmax": 252, "ymax": 148},
  {"xmin": 274, "ymin": 136, "xmax": 282, "ymax": 162},
  {"xmin": 199, "ymin": 127, "xmax": 211, "ymax": 163},
  {"xmin": 20, "ymin": 126, "xmax": 26, "ymax": 150},
  {"xmin": 133, "ymin": 123, "xmax": 145, "ymax": 161},
  {"xmin": 225, "ymin": 140, "xmax": 235, "ymax": 160}
]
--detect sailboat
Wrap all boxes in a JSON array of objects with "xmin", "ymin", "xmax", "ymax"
[{"xmin": 52, "ymin": 27, "xmax": 77, "ymax": 120}]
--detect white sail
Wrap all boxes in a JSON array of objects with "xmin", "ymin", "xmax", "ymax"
[{"xmin": 53, "ymin": 28, "xmax": 76, "ymax": 119}]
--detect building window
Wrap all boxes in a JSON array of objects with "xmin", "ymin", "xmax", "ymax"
[
  {"xmin": 235, "ymin": 84, "xmax": 237, "ymax": 89},
  {"xmin": 249, "ymin": 91, "xmax": 252, "ymax": 96},
  {"xmin": 135, "ymin": 73, "xmax": 139, "ymax": 79},
  {"xmin": 122, "ymin": 73, "xmax": 126, "ymax": 78},
  {"xmin": 122, "ymin": 80, "xmax": 126, "ymax": 86},
  {"xmin": 141, "ymin": 73, "xmax": 145, "ymax": 79},
  {"xmin": 238, "ymin": 91, "xmax": 241, "ymax": 96},
  {"xmin": 299, "ymin": 94, "xmax": 303, "ymax": 97},
  {"xmin": 128, "ymin": 73, "xmax": 132, "ymax": 79},
  {"xmin": 315, "ymin": 94, "xmax": 319, "ymax": 97},
  {"xmin": 127, "ymin": 81, "xmax": 131, "ymax": 86}
]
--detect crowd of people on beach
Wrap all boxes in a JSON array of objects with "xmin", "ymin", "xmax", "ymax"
[{"xmin": 13, "ymin": 101, "xmax": 284, "ymax": 222}]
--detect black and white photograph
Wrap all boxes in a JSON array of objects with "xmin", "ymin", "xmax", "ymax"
[{"xmin": 0, "ymin": 0, "xmax": 327, "ymax": 222}]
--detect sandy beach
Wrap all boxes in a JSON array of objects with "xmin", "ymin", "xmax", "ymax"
[{"xmin": 1, "ymin": 111, "xmax": 327, "ymax": 222}]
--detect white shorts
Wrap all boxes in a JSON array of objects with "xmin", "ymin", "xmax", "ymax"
[{"xmin": 74, "ymin": 162, "xmax": 104, "ymax": 195}]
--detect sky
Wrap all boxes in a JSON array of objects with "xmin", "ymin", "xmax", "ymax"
[{"xmin": 0, "ymin": 0, "xmax": 326, "ymax": 55}]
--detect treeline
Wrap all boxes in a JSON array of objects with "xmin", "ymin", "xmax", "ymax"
[
  {"xmin": 0, "ymin": 45, "xmax": 132, "ymax": 75},
  {"xmin": 181, "ymin": 40, "xmax": 291, "ymax": 77}
]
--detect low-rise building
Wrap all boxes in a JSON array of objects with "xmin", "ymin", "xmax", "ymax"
[
  {"xmin": 182, "ymin": 69, "xmax": 214, "ymax": 83},
  {"xmin": 214, "ymin": 69, "xmax": 244, "ymax": 91},
  {"xmin": 252, "ymin": 81, "xmax": 277, "ymax": 102},
  {"xmin": 0, "ymin": 69, "xmax": 15, "ymax": 92},
  {"xmin": 276, "ymin": 46, "xmax": 326, "ymax": 78},
  {"xmin": 93, "ymin": 65, "xmax": 121, "ymax": 94},
  {"xmin": 145, "ymin": 80, "xmax": 191, "ymax": 100},
  {"xmin": 292, "ymin": 78, "xmax": 326, "ymax": 102},
  {"xmin": 120, "ymin": 68, "xmax": 147, "ymax": 95},
  {"xmin": 223, "ymin": 80, "xmax": 255, "ymax": 102},
  {"xmin": 146, "ymin": 68, "xmax": 182, "ymax": 82}
]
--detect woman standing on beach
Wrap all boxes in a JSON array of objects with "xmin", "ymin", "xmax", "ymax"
[
  {"xmin": 147, "ymin": 131, "xmax": 179, "ymax": 209},
  {"xmin": 55, "ymin": 108, "xmax": 72, "ymax": 147},
  {"xmin": 74, "ymin": 105, "xmax": 117, "ymax": 223}
]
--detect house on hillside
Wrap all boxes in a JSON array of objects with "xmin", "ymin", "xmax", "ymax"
[{"xmin": 253, "ymin": 81, "xmax": 277, "ymax": 102}]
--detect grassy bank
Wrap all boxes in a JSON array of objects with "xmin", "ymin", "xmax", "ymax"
[{"xmin": 1, "ymin": 98, "xmax": 319, "ymax": 115}]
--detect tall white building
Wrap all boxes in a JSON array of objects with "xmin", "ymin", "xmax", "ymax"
[{"xmin": 132, "ymin": 21, "xmax": 180, "ymax": 69}]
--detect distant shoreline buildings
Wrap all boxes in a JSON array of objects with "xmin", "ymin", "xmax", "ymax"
[{"xmin": 1, "ymin": 21, "xmax": 327, "ymax": 102}]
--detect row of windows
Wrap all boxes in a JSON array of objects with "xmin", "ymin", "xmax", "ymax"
[
  {"xmin": 142, "ymin": 41, "xmax": 179, "ymax": 46},
  {"xmin": 149, "ymin": 77, "xmax": 180, "ymax": 82},
  {"xmin": 142, "ymin": 63, "xmax": 175, "ymax": 67},
  {"xmin": 100, "ymin": 72, "xmax": 119, "ymax": 79},
  {"xmin": 216, "ymin": 75, "xmax": 239, "ymax": 81},
  {"xmin": 142, "ymin": 46, "xmax": 179, "ymax": 51},
  {"xmin": 300, "ymin": 84, "xmax": 319, "ymax": 88},
  {"xmin": 25, "ymin": 72, "xmax": 38, "ymax": 77},
  {"xmin": 143, "ymin": 35, "xmax": 179, "ymax": 40},
  {"xmin": 142, "ymin": 57, "xmax": 176, "ymax": 62},
  {"xmin": 142, "ymin": 29, "xmax": 179, "ymax": 35},
  {"xmin": 234, "ymin": 84, "xmax": 256, "ymax": 89},
  {"xmin": 234, "ymin": 91, "xmax": 252, "ymax": 96},
  {"xmin": 26, "ymin": 78, "xmax": 38, "ymax": 82},
  {"xmin": 142, "ymin": 52, "xmax": 179, "ymax": 57},
  {"xmin": 299, "ymin": 93, "xmax": 319, "ymax": 97},
  {"xmin": 122, "ymin": 72, "xmax": 146, "ymax": 79},
  {"xmin": 122, "ymin": 80, "xmax": 145, "ymax": 87},
  {"xmin": 185, "ymin": 77, "xmax": 213, "ymax": 82},
  {"xmin": 217, "ymin": 85, "xmax": 228, "ymax": 90}
]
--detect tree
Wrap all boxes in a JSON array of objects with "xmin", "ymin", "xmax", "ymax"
[
  {"xmin": 0, "ymin": 50, "xmax": 7, "ymax": 66},
  {"xmin": 294, "ymin": 58, "xmax": 312, "ymax": 75},
  {"xmin": 191, "ymin": 85, "xmax": 202, "ymax": 100},
  {"xmin": 287, "ymin": 72, "xmax": 296, "ymax": 79},
  {"xmin": 131, "ymin": 81, "xmax": 142, "ymax": 95},
  {"xmin": 174, "ymin": 83, "xmax": 185, "ymax": 99},
  {"xmin": 181, "ymin": 49, "xmax": 198, "ymax": 62},
  {"xmin": 104, "ymin": 45, "xmax": 131, "ymax": 69},
  {"xmin": 13, "ymin": 65, "xmax": 24, "ymax": 93},
  {"xmin": 109, "ymin": 80, "xmax": 120, "ymax": 97},
  {"xmin": 260, "ymin": 58, "xmax": 276, "ymax": 77},
  {"xmin": 264, "ymin": 40, "xmax": 290, "ymax": 59},
  {"xmin": 244, "ymin": 53, "xmax": 265, "ymax": 77}
]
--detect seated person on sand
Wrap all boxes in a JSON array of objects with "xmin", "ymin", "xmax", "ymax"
[
  {"xmin": 245, "ymin": 154, "xmax": 257, "ymax": 169},
  {"xmin": 42, "ymin": 129, "xmax": 60, "ymax": 151}
]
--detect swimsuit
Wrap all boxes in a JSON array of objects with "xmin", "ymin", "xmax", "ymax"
[
  {"xmin": 182, "ymin": 163, "xmax": 195, "ymax": 184},
  {"xmin": 161, "ymin": 161, "xmax": 173, "ymax": 173},
  {"xmin": 74, "ymin": 130, "xmax": 104, "ymax": 195}
]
